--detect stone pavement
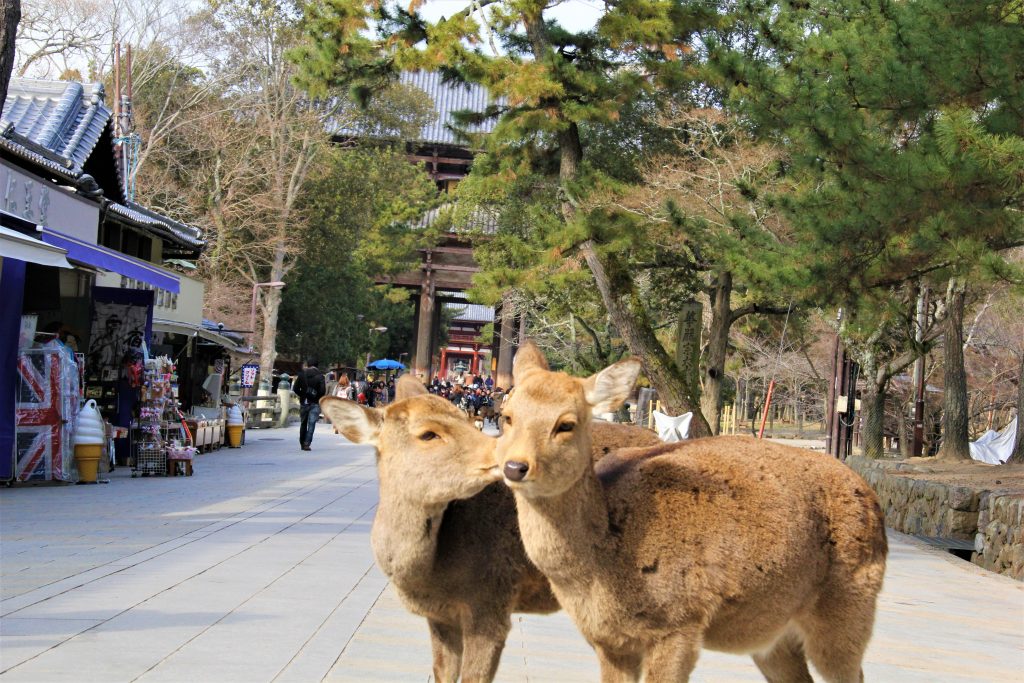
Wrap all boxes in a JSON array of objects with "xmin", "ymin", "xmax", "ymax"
[{"xmin": 1, "ymin": 426, "xmax": 1021, "ymax": 682}]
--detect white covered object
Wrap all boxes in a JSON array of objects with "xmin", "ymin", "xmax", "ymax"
[
  {"xmin": 969, "ymin": 417, "xmax": 1018, "ymax": 465},
  {"xmin": 226, "ymin": 405, "xmax": 244, "ymax": 426},
  {"xmin": 653, "ymin": 411, "xmax": 693, "ymax": 442},
  {"xmin": 73, "ymin": 399, "xmax": 105, "ymax": 446}
]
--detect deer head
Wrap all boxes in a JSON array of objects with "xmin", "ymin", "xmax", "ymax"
[
  {"xmin": 320, "ymin": 375, "xmax": 501, "ymax": 505},
  {"xmin": 496, "ymin": 341, "xmax": 642, "ymax": 498}
]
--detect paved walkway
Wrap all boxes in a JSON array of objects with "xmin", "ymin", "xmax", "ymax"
[{"xmin": 1, "ymin": 426, "xmax": 1021, "ymax": 681}]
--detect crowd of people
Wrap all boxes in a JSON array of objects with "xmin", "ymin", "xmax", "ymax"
[
  {"xmin": 428, "ymin": 375, "xmax": 504, "ymax": 426},
  {"xmin": 325, "ymin": 372, "xmax": 396, "ymax": 407},
  {"xmin": 320, "ymin": 370, "xmax": 505, "ymax": 424}
]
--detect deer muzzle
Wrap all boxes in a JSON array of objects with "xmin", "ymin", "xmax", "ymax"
[{"xmin": 503, "ymin": 460, "xmax": 530, "ymax": 482}]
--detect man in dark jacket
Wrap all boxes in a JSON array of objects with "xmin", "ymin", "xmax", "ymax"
[{"xmin": 293, "ymin": 357, "xmax": 326, "ymax": 451}]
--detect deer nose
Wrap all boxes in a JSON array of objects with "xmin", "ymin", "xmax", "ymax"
[{"xmin": 503, "ymin": 461, "xmax": 530, "ymax": 482}]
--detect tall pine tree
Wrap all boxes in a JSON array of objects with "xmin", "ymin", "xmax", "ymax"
[
  {"xmin": 715, "ymin": 0, "xmax": 1024, "ymax": 457},
  {"xmin": 295, "ymin": 0, "xmax": 749, "ymax": 435}
]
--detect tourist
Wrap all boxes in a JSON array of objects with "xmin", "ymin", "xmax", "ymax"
[{"xmin": 293, "ymin": 357, "xmax": 326, "ymax": 451}]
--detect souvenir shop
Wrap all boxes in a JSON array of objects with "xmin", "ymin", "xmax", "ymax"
[
  {"xmin": 1, "ymin": 268, "xmax": 203, "ymax": 481},
  {"xmin": 0, "ymin": 76, "xmax": 224, "ymax": 484}
]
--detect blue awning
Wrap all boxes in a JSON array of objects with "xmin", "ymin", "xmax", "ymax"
[{"xmin": 40, "ymin": 229, "xmax": 180, "ymax": 293}]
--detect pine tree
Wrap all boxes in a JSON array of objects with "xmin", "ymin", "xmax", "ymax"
[
  {"xmin": 715, "ymin": 0, "xmax": 1024, "ymax": 457},
  {"xmin": 295, "ymin": 0, "xmax": 741, "ymax": 435}
]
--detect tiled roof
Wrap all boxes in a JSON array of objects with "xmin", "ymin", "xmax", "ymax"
[
  {"xmin": 108, "ymin": 201, "xmax": 205, "ymax": 249},
  {"xmin": 444, "ymin": 302, "xmax": 495, "ymax": 323},
  {"xmin": 1, "ymin": 79, "xmax": 112, "ymax": 178},
  {"xmin": 1, "ymin": 78, "xmax": 205, "ymax": 253},
  {"xmin": 411, "ymin": 203, "xmax": 499, "ymax": 234},
  {"xmin": 333, "ymin": 71, "xmax": 498, "ymax": 146},
  {"xmin": 400, "ymin": 71, "xmax": 496, "ymax": 145}
]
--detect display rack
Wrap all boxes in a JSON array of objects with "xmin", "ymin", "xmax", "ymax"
[{"xmin": 131, "ymin": 357, "xmax": 183, "ymax": 477}]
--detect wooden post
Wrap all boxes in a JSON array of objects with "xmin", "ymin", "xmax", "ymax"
[
  {"xmin": 413, "ymin": 257, "xmax": 435, "ymax": 378},
  {"xmin": 758, "ymin": 380, "xmax": 776, "ymax": 439}
]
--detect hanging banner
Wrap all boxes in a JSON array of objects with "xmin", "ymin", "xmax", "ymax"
[
  {"xmin": 87, "ymin": 287, "xmax": 154, "ymax": 382},
  {"xmin": 241, "ymin": 363, "xmax": 259, "ymax": 389}
]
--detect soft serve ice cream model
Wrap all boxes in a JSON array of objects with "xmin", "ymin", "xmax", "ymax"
[
  {"xmin": 226, "ymin": 404, "xmax": 244, "ymax": 447},
  {"xmin": 73, "ymin": 400, "xmax": 106, "ymax": 483}
]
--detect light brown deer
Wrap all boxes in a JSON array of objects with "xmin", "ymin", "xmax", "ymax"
[
  {"xmin": 319, "ymin": 376, "xmax": 558, "ymax": 683},
  {"xmin": 496, "ymin": 342, "xmax": 888, "ymax": 682}
]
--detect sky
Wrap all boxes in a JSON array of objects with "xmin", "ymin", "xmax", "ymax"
[{"xmin": 416, "ymin": 0, "xmax": 605, "ymax": 34}]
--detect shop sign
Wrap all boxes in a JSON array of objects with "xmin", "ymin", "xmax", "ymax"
[
  {"xmin": 241, "ymin": 363, "xmax": 259, "ymax": 388},
  {"xmin": 0, "ymin": 160, "xmax": 100, "ymax": 244}
]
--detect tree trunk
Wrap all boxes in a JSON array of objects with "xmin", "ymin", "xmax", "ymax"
[
  {"xmin": 861, "ymin": 380, "xmax": 887, "ymax": 459},
  {"xmin": 938, "ymin": 281, "xmax": 971, "ymax": 460},
  {"xmin": 1009, "ymin": 353, "xmax": 1024, "ymax": 464},
  {"xmin": 495, "ymin": 298, "xmax": 516, "ymax": 389},
  {"xmin": 524, "ymin": 13, "xmax": 709, "ymax": 432},
  {"xmin": 555, "ymin": 119, "xmax": 710, "ymax": 436},
  {"xmin": 0, "ymin": 0, "xmax": 18, "ymax": 105},
  {"xmin": 259, "ymin": 247, "xmax": 287, "ymax": 380},
  {"xmin": 899, "ymin": 398, "xmax": 912, "ymax": 459},
  {"xmin": 581, "ymin": 240, "xmax": 711, "ymax": 436},
  {"xmin": 701, "ymin": 271, "xmax": 732, "ymax": 435}
]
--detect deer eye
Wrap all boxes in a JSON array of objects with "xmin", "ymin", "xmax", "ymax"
[
  {"xmin": 556, "ymin": 421, "xmax": 575, "ymax": 433},
  {"xmin": 419, "ymin": 431, "xmax": 439, "ymax": 441},
  {"xmin": 503, "ymin": 415, "xmax": 512, "ymax": 426}
]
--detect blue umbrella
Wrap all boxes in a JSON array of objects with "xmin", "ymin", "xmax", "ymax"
[{"xmin": 367, "ymin": 358, "xmax": 406, "ymax": 370}]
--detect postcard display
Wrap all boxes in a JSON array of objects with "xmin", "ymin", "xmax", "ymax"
[
  {"xmin": 14, "ymin": 344, "xmax": 83, "ymax": 482},
  {"xmin": 133, "ymin": 356, "xmax": 190, "ymax": 476}
]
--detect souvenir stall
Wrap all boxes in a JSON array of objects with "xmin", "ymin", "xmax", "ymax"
[
  {"xmin": 149, "ymin": 320, "xmax": 242, "ymax": 452},
  {"xmin": 133, "ymin": 355, "xmax": 195, "ymax": 476}
]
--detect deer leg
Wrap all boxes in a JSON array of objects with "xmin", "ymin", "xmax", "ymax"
[
  {"xmin": 595, "ymin": 645, "xmax": 643, "ymax": 683},
  {"xmin": 428, "ymin": 619, "xmax": 463, "ymax": 683},
  {"xmin": 459, "ymin": 618, "xmax": 510, "ymax": 683},
  {"xmin": 752, "ymin": 628, "xmax": 814, "ymax": 683},
  {"xmin": 643, "ymin": 632, "xmax": 700, "ymax": 682},
  {"xmin": 799, "ymin": 596, "xmax": 875, "ymax": 683}
]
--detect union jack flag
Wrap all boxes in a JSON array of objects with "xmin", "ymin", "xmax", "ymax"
[{"xmin": 15, "ymin": 350, "xmax": 72, "ymax": 481}]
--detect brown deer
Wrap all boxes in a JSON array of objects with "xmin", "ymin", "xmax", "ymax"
[
  {"xmin": 319, "ymin": 376, "xmax": 556, "ymax": 683},
  {"xmin": 496, "ymin": 342, "xmax": 888, "ymax": 683}
]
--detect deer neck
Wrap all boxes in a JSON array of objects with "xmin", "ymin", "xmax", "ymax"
[
  {"xmin": 371, "ymin": 486, "xmax": 446, "ymax": 586},
  {"xmin": 513, "ymin": 463, "xmax": 611, "ymax": 588}
]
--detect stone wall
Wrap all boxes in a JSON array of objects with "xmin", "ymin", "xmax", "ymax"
[
  {"xmin": 847, "ymin": 457, "xmax": 1023, "ymax": 581},
  {"xmin": 975, "ymin": 492, "xmax": 1024, "ymax": 580}
]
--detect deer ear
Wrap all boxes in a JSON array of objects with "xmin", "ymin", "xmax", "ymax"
[
  {"xmin": 320, "ymin": 396, "xmax": 383, "ymax": 444},
  {"xmin": 395, "ymin": 375, "xmax": 427, "ymax": 400},
  {"xmin": 583, "ymin": 358, "xmax": 642, "ymax": 415},
  {"xmin": 513, "ymin": 340, "xmax": 549, "ymax": 384}
]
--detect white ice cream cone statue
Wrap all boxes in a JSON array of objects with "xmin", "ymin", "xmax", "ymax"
[
  {"xmin": 74, "ymin": 400, "xmax": 105, "ymax": 483},
  {"xmin": 226, "ymin": 404, "xmax": 244, "ymax": 448}
]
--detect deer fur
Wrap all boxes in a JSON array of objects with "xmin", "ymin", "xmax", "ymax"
[
  {"xmin": 590, "ymin": 420, "xmax": 662, "ymax": 461},
  {"xmin": 319, "ymin": 376, "xmax": 556, "ymax": 683},
  {"xmin": 496, "ymin": 342, "xmax": 887, "ymax": 682}
]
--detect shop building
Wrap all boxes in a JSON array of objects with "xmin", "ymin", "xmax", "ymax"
[{"xmin": 0, "ymin": 78, "xmax": 229, "ymax": 483}]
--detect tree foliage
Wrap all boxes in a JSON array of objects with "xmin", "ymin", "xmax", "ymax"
[{"xmin": 276, "ymin": 146, "xmax": 438, "ymax": 367}]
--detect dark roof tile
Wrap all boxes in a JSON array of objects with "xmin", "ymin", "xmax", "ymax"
[{"xmin": 1, "ymin": 79, "xmax": 112, "ymax": 175}]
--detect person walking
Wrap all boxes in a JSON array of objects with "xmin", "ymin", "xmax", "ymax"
[
  {"xmin": 293, "ymin": 357, "xmax": 326, "ymax": 451},
  {"xmin": 334, "ymin": 374, "xmax": 354, "ymax": 400}
]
